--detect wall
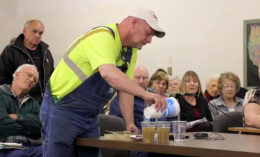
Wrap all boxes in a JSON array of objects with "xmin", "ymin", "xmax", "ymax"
[{"xmin": 1, "ymin": 0, "xmax": 260, "ymax": 90}]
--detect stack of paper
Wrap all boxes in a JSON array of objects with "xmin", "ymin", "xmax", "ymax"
[
  {"xmin": 104, "ymin": 130, "xmax": 141, "ymax": 142},
  {"xmin": 0, "ymin": 142, "xmax": 28, "ymax": 150}
]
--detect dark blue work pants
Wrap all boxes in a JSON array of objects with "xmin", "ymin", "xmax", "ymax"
[{"xmin": 40, "ymin": 73, "xmax": 115, "ymax": 157}]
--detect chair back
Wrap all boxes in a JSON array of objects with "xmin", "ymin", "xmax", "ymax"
[
  {"xmin": 98, "ymin": 114, "xmax": 126, "ymax": 136},
  {"xmin": 98, "ymin": 114, "xmax": 129, "ymax": 157},
  {"xmin": 213, "ymin": 111, "xmax": 243, "ymax": 133}
]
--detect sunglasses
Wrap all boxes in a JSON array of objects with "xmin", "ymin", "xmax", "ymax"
[{"xmin": 119, "ymin": 47, "xmax": 132, "ymax": 73}]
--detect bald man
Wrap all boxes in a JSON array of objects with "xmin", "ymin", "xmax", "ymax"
[{"xmin": 109, "ymin": 66, "xmax": 149, "ymax": 130}]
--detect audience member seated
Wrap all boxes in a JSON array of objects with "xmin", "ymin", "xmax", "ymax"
[
  {"xmin": 148, "ymin": 70, "xmax": 168, "ymax": 98},
  {"xmin": 177, "ymin": 70, "xmax": 213, "ymax": 132},
  {"xmin": 147, "ymin": 70, "xmax": 180, "ymax": 123},
  {"xmin": 0, "ymin": 64, "xmax": 42, "ymax": 157},
  {"xmin": 204, "ymin": 74, "xmax": 220, "ymax": 102},
  {"xmin": 109, "ymin": 66, "xmax": 149, "ymax": 131},
  {"xmin": 243, "ymin": 68, "xmax": 260, "ymax": 129},
  {"xmin": 167, "ymin": 75, "xmax": 181, "ymax": 96},
  {"xmin": 208, "ymin": 72, "xmax": 243, "ymax": 120},
  {"xmin": 147, "ymin": 70, "xmax": 175, "ymax": 157}
]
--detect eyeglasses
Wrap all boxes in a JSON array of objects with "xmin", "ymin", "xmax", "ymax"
[
  {"xmin": 153, "ymin": 80, "xmax": 167, "ymax": 87},
  {"xmin": 134, "ymin": 76, "xmax": 149, "ymax": 81},
  {"xmin": 223, "ymin": 84, "xmax": 236, "ymax": 90},
  {"xmin": 20, "ymin": 71, "xmax": 38, "ymax": 84}
]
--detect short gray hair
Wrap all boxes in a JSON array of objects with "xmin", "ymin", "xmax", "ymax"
[
  {"xmin": 13, "ymin": 64, "xmax": 37, "ymax": 79},
  {"xmin": 24, "ymin": 19, "xmax": 44, "ymax": 29}
]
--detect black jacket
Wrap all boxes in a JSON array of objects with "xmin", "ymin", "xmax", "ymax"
[
  {"xmin": 0, "ymin": 34, "xmax": 54, "ymax": 102},
  {"xmin": 178, "ymin": 95, "xmax": 213, "ymax": 122}
]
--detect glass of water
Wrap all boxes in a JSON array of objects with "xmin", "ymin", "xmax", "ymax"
[{"xmin": 172, "ymin": 121, "xmax": 187, "ymax": 142}]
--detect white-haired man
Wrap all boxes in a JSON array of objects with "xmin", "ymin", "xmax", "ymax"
[{"xmin": 0, "ymin": 64, "xmax": 42, "ymax": 157}]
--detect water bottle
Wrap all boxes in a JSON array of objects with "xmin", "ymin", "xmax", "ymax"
[{"xmin": 144, "ymin": 97, "xmax": 180, "ymax": 119}]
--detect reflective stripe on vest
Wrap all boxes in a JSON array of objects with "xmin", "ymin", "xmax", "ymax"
[{"xmin": 63, "ymin": 28, "xmax": 115, "ymax": 82}]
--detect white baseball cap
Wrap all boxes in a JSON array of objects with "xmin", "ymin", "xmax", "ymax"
[{"xmin": 129, "ymin": 8, "xmax": 165, "ymax": 38}]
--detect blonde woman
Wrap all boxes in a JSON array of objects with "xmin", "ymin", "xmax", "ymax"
[{"xmin": 178, "ymin": 71, "xmax": 213, "ymax": 131}]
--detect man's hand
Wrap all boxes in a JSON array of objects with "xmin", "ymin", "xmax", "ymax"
[
  {"xmin": 144, "ymin": 92, "xmax": 167, "ymax": 112},
  {"xmin": 126, "ymin": 123, "xmax": 140, "ymax": 134},
  {"xmin": 8, "ymin": 114, "xmax": 18, "ymax": 120}
]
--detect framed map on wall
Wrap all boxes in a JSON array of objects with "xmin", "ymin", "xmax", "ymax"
[{"xmin": 244, "ymin": 19, "xmax": 260, "ymax": 89}]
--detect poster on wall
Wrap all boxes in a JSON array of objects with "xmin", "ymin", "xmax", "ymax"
[{"xmin": 244, "ymin": 19, "xmax": 260, "ymax": 89}]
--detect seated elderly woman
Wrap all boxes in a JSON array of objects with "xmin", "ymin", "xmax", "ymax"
[
  {"xmin": 204, "ymin": 74, "xmax": 220, "ymax": 102},
  {"xmin": 243, "ymin": 68, "xmax": 260, "ymax": 128},
  {"xmin": 167, "ymin": 75, "xmax": 181, "ymax": 96},
  {"xmin": 148, "ymin": 70, "xmax": 168, "ymax": 98},
  {"xmin": 147, "ymin": 70, "xmax": 178, "ymax": 122},
  {"xmin": 208, "ymin": 72, "xmax": 244, "ymax": 120},
  {"xmin": 177, "ymin": 70, "xmax": 213, "ymax": 131}
]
